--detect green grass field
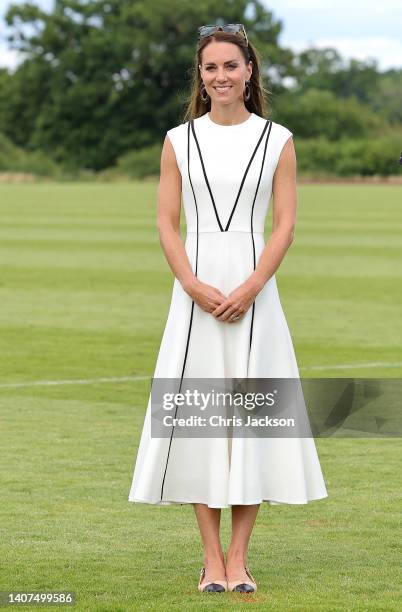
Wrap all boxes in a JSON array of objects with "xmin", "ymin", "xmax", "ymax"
[{"xmin": 1, "ymin": 182, "xmax": 401, "ymax": 610}]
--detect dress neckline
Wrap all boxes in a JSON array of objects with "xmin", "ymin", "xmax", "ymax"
[{"xmin": 205, "ymin": 112, "xmax": 255, "ymax": 128}]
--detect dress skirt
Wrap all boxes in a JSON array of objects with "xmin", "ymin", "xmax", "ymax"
[{"xmin": 128, "ymin": 230, "xmax": 328, "ymax": 507}]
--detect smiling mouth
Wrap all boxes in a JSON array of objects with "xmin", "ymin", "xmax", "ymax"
[{"xmin": 214, "ymin": 86, "xmax": 232, "ymax": 92}]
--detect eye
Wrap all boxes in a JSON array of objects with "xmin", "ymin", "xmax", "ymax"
[{"xmin": 205, "ymin": 64, "xmax": 238, "ymax": 71}]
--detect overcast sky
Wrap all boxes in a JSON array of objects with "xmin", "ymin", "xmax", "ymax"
[{"xmin": 1, "ymin": 0, "xmax": 402, "ymax": 72}]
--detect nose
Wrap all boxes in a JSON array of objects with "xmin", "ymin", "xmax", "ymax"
[{"xmin": 216, "ymin": 69, "xmax": 228, "ymax": 82}]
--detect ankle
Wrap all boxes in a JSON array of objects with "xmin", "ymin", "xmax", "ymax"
[
  {"xmin": 226, "ymin": 549, "xmax": 247, "ymax": 565},
  {"xmin": 203, "ymin": 551, "xmax": 225, "ymax": 565}
]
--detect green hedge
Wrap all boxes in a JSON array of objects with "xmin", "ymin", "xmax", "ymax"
[
  {"xmin": 0, "ymin": 132, "xmax": 62, "ymax": 177},
  {"xmin": 295, "ymin": 134, "xmax": 402, "ymax": 176},
  {"xmin": 115, "ymin": 143, "xmax": 162, "ymax": 179},
  {"xmin": 1, "ymin": 130, "xmax": 401, "ymax": 179},
  {"xmin": 114, "ymin": 135, "xmax": 402, "ymax": 179}
]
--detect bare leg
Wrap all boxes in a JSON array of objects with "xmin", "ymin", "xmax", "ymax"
[
  {"xmin": 226, "ymin": 504, "xmax": 260, "ymax": 583},
  {"xmin": 193, "ymin": 503, "xmax": 226, "ymax": 582}
]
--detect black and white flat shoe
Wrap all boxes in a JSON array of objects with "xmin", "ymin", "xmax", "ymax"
[
  {"xmin": 227, "ymin": 566, "xmax": 257, "ymax": 593},
  {"xmin": 197, "ymin": 567, "xmax": 227, "ymax": 592}
]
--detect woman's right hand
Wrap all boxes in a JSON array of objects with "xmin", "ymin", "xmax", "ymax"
[{"xmin": 184, "ymin": 278, "xmax": 227, "ymax": 314}]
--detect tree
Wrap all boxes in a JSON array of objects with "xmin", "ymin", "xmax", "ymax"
[
  {"xmin": 277, "ymin": 88, "xmax": 385, "ymax": 140},
  {"xmin": 292, "ymin": 47, "xmax": 383, "ymax": 105},
  {"xmin": 2, "ymin": 0, "xmax": 294, "ymax": 170}
]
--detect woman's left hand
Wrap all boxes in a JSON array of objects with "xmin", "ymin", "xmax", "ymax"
[{"xmin": 211, "ymin": 278, "xmax": 262, "ymax": 323}]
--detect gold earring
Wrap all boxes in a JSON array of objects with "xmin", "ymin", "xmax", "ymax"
[
  {"xmin": 200, "ymin": 84, "xmax": 210, "ymax": 103},
  {"xmin": 244, "ymin": 80, "xmax": 251, "ymax": 101}
]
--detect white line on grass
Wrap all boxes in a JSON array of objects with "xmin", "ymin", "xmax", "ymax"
[
  {"xmin": 0, "ymin": 362, "xmax": 402, "ymax": 389},
  {"xmin": 0, "ymin": 376, "xmax": 149, "ymax": 389},
  {"xmin": 300, "ymin": 361, "xmax": 402, "ymax": 371}
]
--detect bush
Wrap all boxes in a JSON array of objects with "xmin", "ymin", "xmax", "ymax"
[
  {"xmin": 0, "ymin": 131, "xmax": 62, "ymax": 177},
  {"xmin": 295, "ymin": 133, "xmax": 402, "ymax": 176},
  {"xmin": 1, "ymin": 129, "xmax": 401, "ymax": 180},
  {"xmin": 116, "ymin": 143, "xmax": 162, "ymax": 179}
]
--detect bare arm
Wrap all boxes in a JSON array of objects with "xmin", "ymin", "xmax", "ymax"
[
  {"xmin": 156, "ymin": 134, "xmax": 194, "ymax": 291},
  {"xmin": 157, "ymin": 135, "xmax": 226, "ymax": 311},
  {"xmin": 212, "ymin": 135, "xmax": 297, "ymax": 322}
]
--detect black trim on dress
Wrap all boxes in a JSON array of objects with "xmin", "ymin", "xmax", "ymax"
[
  {"xmin": 160, "ymin": 117, "xmax": 272, "ymax": 501},
  {"xmin": 160, "ymin": 122, "xmax": 199, "ymax": 501},
  {"xmin": 249, "ymin": 121, "xmax": 273, "ymax": 350},
  {"xmin": 190, "ymin": 117, "xmax": 270, "ymax": 231}
]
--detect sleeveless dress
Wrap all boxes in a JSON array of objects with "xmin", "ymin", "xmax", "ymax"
[{"xmin": 128, "ymin": 111, "xmax": 328, "ymax": 508}]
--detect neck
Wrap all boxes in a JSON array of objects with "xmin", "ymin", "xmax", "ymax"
[{"xmin": 208, "ymin": 105, "xmax": 251, "ymax": 126}]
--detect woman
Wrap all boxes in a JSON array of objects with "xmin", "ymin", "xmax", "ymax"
[{"xmin": 128, "ymin": 23, "xmax": 328, "ymax": 594}]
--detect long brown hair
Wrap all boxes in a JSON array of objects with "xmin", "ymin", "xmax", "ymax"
[{"xmin": 181, "ymin": 30, "xmax": 270, "ymax": 123}]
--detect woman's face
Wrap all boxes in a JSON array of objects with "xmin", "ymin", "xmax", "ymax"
[{"xmin": 199, "ymin": 41, "xmax": 252, "ymax": 105}]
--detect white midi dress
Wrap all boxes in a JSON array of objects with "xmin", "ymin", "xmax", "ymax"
[{"xmin": 128, "ymin": 111, "xmax": 328, "ymax": 508}]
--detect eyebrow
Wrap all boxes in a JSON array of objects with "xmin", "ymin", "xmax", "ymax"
[{"xmin": 204, "ymin": 59, "xmax": 239, "ymax": 66}]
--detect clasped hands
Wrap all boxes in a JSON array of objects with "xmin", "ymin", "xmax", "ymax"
[{"xmin": 187, "ymin": 277, "xmax": 262, "ymax": 323}]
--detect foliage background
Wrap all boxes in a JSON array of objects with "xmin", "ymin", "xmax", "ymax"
[{"xmin": 0, "ymin": 0, "xmax": 402, "ymax": 178}]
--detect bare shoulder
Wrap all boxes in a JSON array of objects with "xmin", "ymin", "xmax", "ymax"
[
  {"xmin": 277, "ymin": 136, "xmax": 296, "ymax": 166},
  {"xmin": 163, "ymin": 133, "xmax": 176, "ymax": 158},
  {"xmin": 272, "ymin": 123, "xmax": 296, "ymax": 197},
  {"xmin": 162, "ymin": 122, "xmax": 188, "ymax": 174},
  {"xmin": 274, "ymin": 127, "xmax": 296, "ymax": 180},
  {"xmin": 161, "ymin": 133, "xmax": 180, "ymax": 175}
]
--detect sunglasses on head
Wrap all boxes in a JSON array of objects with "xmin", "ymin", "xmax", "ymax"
[{"xmin": 198, "ymin": 23, "xmax": 248, "ymax": 46}]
